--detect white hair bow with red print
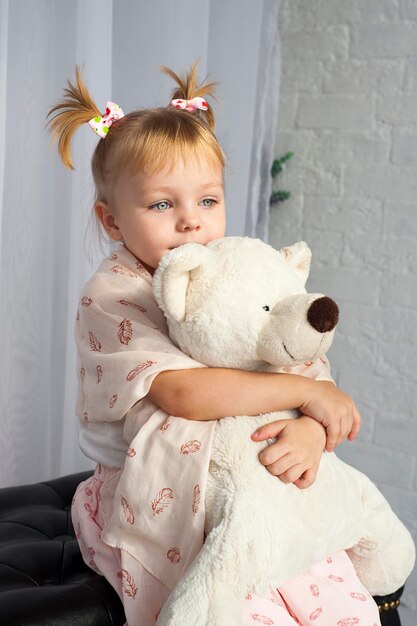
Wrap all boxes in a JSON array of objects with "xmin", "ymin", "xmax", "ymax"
[
  {"xmin": 170, "ymin": 97, "xmax": 208, "ymax": 112},
  {"xmin": 88, "ymin": 101, "xmax": 125, "ymax": 138}
]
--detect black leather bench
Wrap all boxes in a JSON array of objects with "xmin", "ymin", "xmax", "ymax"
[
  {"xmin": 0, "ymin": 471, "xmax": 405, "ymax": 625},
  {"xmin": 0, "ymin": 471, "xmax": 125, "ymax": 626}
]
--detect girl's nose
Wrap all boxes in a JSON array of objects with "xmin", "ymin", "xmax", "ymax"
[
  {"xmin": 179, "ymin": 220, "xmax": 201, "ymax": 232},
  {"xmin": 176, "ymin": 208, "xmax": 201, "ymax": 232}
]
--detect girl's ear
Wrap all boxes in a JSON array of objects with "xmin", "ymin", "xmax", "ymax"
[
  {"xmin": 280, "ymin": 241, "xmax": 312, "ymax": 285},
  {"xmin": 153, "ymin": 243, "xmax": 212, "ymax": 323},
  {"xmin": 95, "ymin": 201, "xmax": 123, "ymax": 241}
]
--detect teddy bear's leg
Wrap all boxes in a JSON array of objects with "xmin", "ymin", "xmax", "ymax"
[
  {"xmin": 156, "ymin": 491, "xmax": 261, "ymax": 626},
  {"xmin": 346, "ymin": 480, "xmax": 415, "ymax": 596},
  {"xmin": 155, "ymin": 516, "xmax": 242, "ymax": 626},
  {"xmin": 154, "ymin": 544, "xmax": 215, "ymax": 626}
]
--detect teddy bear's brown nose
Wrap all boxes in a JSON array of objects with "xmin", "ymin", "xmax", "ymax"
[{"xmin": 307, "ymin": 296, "xmax": 339, "ymax": 333}]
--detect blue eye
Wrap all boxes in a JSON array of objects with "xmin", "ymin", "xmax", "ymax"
[
  {"xmin": 151, "ymin": 201, "xmax": 170, "ymax": 211},
  {"xmin": 200, "ymin": 198, "xmax": 216, "ymax": 208}
]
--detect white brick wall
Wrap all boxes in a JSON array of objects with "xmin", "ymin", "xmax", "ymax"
[{"xmin": 271, "ymin": 1, "xmax": 417, "ymax": 621}]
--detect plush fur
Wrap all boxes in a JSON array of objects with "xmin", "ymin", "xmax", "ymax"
[{"xmin": 153, "ymin": 237, "xmax": 415, "ymax": 626}]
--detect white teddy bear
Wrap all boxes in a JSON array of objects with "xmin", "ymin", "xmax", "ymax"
[{"xmin": 152, "ymin": 236, "xmax": 415, "ymax": 626}]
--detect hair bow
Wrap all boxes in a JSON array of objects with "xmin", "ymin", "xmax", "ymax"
[
  {"xmin": 170, "ymin": 97, "xmax": 208, "ymax": 112},
  {"xmin": 88, "ymin": 101, "xmax": 124, "ymax": 138}
]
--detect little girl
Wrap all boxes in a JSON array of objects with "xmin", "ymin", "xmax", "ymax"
[{"xmin": 47, "ymin": 64, "xmax": 380, "ymax": 625}]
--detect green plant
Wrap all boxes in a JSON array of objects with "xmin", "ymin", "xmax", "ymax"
[{"xmin": 270, "ymin": 151, "xmax": 294, "ymax": 205}]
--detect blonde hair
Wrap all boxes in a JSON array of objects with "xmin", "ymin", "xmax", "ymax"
[{"xmin": 46, "ymin": 62, "xmax": 225, "ymax": 209}]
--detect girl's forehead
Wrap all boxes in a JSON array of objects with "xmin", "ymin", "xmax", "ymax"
[
  {"xmin": 148, "ymin": 157, "xmax": 223, "ymax": 180},
  {"xmin": 118, "ymin": 160, "xmax": 224, "ymax": 194}
]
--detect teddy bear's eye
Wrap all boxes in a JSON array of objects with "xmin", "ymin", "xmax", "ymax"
[{"xmin": 263, "ymin": 305, "xmax": 270, "ymax": 311}]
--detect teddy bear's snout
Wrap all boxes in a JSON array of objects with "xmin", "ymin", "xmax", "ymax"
[{"xmin": 307, "ymin": 296, "xmax": 339, "ymax": 333}]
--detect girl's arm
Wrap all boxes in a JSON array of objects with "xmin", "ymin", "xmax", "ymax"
[{"xmin": 148, "ymin": 368, "xmax": 360, "ymax": 450}]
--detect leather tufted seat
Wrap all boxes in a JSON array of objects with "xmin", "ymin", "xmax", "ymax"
[
  {"xmin": 0, "ymin": 471, "xmax": 406, "ymax": 625},
  {"xmin": 0, "ymin": 471, "xmax": 125, "ymax": 626}
]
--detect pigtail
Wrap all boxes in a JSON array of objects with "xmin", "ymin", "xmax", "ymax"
[
  {"xmin": 46, "ymin": 65, "xmax": 101, "ymax": 170},
  {"xmin": 161, "ymin": 61, "xmax": 218, "ymax": 131}
]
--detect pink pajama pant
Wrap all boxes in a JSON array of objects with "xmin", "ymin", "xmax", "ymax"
[{"xmin": 72, "ymin": 466, "xmax": 381, "ymax": 626}]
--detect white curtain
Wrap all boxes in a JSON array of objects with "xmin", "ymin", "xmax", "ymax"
[
  {"xmin": 0, "ymin": 0, "xmax": 281, "ymax": 487},
  {"xmin": 245, "ymin": 0, "xmax": 281, "ymax": 240}
]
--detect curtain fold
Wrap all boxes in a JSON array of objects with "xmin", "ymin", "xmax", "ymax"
[
  {"xmin": 0, "ymin": 0, "xmax": 281, "ymax": 487},
  {"xmin": 0, "ymin": 0, "xmax": 8, "ymax": 254},
  {"xmin": 245, "ymin": 0, "xmax": 281, "ymax": 241}
]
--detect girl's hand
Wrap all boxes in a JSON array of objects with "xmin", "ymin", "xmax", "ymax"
[
  {"xmin": 251, "ymin": 416, "xmax": 326, "ymax": 490},
  {"xmin": 299, "ymin": 380, "xmax": 361, "ymax": 452}
]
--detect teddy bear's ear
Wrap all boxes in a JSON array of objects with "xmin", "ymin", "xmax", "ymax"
[
  {"xmin": 280, "ymin": 241, "xmax": 312, "ymax": 285},
  {"xmin": 153, "ymin": 243, "xmax": 212, "ymax": 322}
]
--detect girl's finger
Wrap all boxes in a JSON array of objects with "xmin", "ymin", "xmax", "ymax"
[
  {"xmin": 348, "ymin": 423, "xmax": 359, "ymax": 441},
  {"xmin": 293, "ymin": 467, "xmax": 317, "ymax": 490},
  {"xmin": 337, "ymin": 419, "xmax": 349, "ymax": 446},
  {"xmin": 251, "ymin": 419, "xmax": 288, "ymax": 442},
  {"xmin": 277, "ymin": 463, "xmax": 304, "ymax": 484},
  {"xmin": 263, "ymin": 452, "xmax": 295, "ymax": 476},
  {"xmin": 325, "ymin": 423, "xmax": 340, "ymax": 452},
  {"xmin": 258, "ymin": 441, "xmax": 289, "ymax": 473},
  {"xmin": 348, "ymin": 411, "xmax": 361, "ymax": 441}
]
